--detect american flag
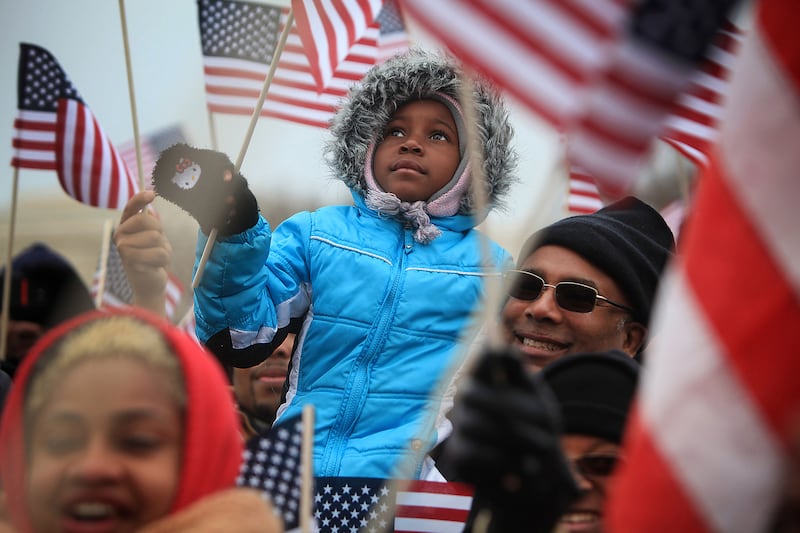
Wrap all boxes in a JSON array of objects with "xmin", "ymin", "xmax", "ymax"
[
  {"xmin": 238, "ymin": 414, "xmax": 305, "ymax": 532},
  {"xmin": 92, "ymin": 233, "xmax": 184, "ymax": 320},
  {"xmin": 607, "ymin": 1, "xmax": 800, "ymax": 532},
  {"xmin": 314, "ymin": 478, "xmax": 473, "ymax": 533},
  {"xmin": 402, "ymin": 0, "xmax": 740, "ymax": 198},
  {"xmin": 117, "ymin": 124, "xmax": 187, "ymax": 187},
  {"xmin": 198, "ymin": 0, "xmax": 408, "ymax": 129},
  {"xmin": 238, "ymin": 415, "xmax": 474, "ymax": 532},
  {"xmin": 290, "ymin": 0, "xmax": 383, "ymax": 91},
  {"xmin": 11, "ymin": 43, "xmax": 138, "ymax": 209},
  {"xmin": 91, "ymin": 238, "xmax": 134, "ymax": 310}
]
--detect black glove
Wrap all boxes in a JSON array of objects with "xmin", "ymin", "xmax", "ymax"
[
  {"xmin": 441, "ymin": 347, "xmax": 579, "ymax": 533},
  {"xmin": 151, "ymin": 143, "xmax": 259, "ymax": 236}
]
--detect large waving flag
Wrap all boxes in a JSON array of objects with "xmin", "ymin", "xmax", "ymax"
[
  {"xmin": 607, "ymin": 1, "xmax": 800, "ymax": 531},
  {"xmin": 290, "ymin": 0, "xmax": 384, "ymax": 91},
  {"xmin": 402, "ymin": 0, "xmax": 740, "ymax": 198},
  {"xmin": 198, "ymin": 0, "xmax": 409, "ymax": 129},
  {"xmin": 11, "ymin": 43, "xmax": 138, "ymax": 208}
]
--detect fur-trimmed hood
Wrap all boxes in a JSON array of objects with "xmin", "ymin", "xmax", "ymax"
[{"xmin": 325, "ymin": 49, "xmax": 518, "ymax": 216}]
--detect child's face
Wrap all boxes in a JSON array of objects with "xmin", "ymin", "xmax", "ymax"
[
  {"xmin": 373, "ymin": 99, "xmax": 461, "ymax": 203},
  {"xmin": 26, "ymin": 357, "xmax": 183, "ymax": 533}
]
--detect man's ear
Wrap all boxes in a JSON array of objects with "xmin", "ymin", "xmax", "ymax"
[{"xmin": 621, "ymin": 321, "xmax": 647, "ymax": 357}]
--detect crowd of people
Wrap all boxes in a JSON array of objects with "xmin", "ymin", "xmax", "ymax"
[{"xmin": 0, "ymin": 42, "xmax": 791, "ymax": 533}]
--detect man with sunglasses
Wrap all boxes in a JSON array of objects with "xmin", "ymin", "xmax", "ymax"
[{"xmin": 501, "ymin": 195, "xmax": 675, "ymax": 371}]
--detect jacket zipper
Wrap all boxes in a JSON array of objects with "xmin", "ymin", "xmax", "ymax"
[{"xmin": 319, "ymin": 229, "xmax": 410, "ymax": 475}]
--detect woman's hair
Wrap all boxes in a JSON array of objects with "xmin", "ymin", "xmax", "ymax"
[{"xmin": 24, "ymin": 314, "xmax": 186, "ymax": 430}]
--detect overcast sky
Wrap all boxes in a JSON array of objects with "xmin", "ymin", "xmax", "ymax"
[{"xmin": 0, "ymin": 0, "xmax": 641, "ymax": 256}]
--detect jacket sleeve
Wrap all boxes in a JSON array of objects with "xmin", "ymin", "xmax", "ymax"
[{"xmin": 193, "ymin": 213, "xmax": 311, "ymax": 367}]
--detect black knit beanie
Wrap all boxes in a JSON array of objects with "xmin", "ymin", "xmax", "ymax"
[
  {"xmin": 518, "ymin": 196, "xmax": 675, "ymax": 326},
  {"xmin": 0, "ymin": 243, "xmax": 94, "ymax": 328},
  {"xmin": 539, "ymin": 350, "xmax": 640, "ymax": 444}
]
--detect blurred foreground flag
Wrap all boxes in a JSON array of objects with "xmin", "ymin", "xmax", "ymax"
[
  {"xmin": 660, "ymin": 21, "xmax": 744, "ymax": 168},
  {"xmin": 607, "ymin": 0, "xmax": 800, "ymax": 531},
  {"xmin": 11, "ymin": 43, "xmax": 138, "ymax": 208},
  {"xmin": 402, "ymin": 0, "xmax": 740, "ymax": 198}
]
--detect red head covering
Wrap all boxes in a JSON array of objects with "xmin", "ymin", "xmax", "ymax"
[{"xmin": 0, "ymin": 307, "xmax": 244, "ymax": 532}]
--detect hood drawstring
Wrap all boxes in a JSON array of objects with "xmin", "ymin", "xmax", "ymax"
[{"xmin": 365, "ymin": 190, "xmax": 441, "ymax": 244}]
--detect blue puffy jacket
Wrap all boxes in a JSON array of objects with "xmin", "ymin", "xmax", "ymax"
[{"xmin": 195, "ymin": 191, "xmax": 511, "ymax": 478}]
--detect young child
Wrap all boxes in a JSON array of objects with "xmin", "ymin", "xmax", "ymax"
[
  {"xmin": 0, "ymin": 307, "xmax": 280, "ymax": 533},
  {"xmin": 152, "ymin": 49, "xmax": 518, "ymax": 479}
]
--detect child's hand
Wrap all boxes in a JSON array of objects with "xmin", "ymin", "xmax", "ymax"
[
  {"xmin": 115, "ymin": 190, "xmax": 172, "ymax": 317},
  {"xmin": 151, "ymin": 144, "xmax": 259, "ymax": 236}
]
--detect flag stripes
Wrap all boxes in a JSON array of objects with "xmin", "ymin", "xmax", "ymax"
[
  {"xmin": 566, "ymin": 164, "xmax": 603, "ymax": 214},
  {"xmin": 661, "ymin": 22, "xmax": 744, "ymax": 167},
  {"xmin": 11, "ymin": 111, "xmax": 57, "ymax": 169},
  {"xmin": 290, "ymin": 0, "xmax": 383, "ymax": 90},
  {"xmin": 393, "ymin": 480, "xmax": 473, "ymax": 532}
]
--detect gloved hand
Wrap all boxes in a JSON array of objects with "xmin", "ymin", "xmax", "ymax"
[
  {"xmin": 442, "ymin": 347, "xmax": 579, "ymax": 533},
  {"xmin": 151, "ymin": 143, "xmax": 259, "ymax": 236}
]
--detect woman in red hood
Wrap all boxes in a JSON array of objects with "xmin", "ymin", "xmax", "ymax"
[{"xmin": 0, "ymin": 307, "xmax": 281, "ymax": 533}]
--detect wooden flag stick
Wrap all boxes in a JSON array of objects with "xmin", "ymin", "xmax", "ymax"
[
  {"xmin": 300, "ymin": 403, "xmax": 315, "ymax": 533},
  {"xmin": 457, "ymin": 71, "xmax": 504, "ymax": 353},
  {"xmin": 192, "ymin": 10, "xmax": 296, "ymax": 289},
  {"xmin": 94, "ymin": 219, "xmax": 115, "ymax": 309},
  {"xmin": 0, "ymin": 168, "xmax": 21, "ymax": 362},
  {"xmin": 118, "ymin": 0, "xmax": 145, "ymax": 190}
]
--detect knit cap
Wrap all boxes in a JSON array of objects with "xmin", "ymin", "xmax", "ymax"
[
  {"xmin": 519, "ymin": 196, "xmax": 675, "ymax": 325},
  {"xmin": 0, "ymin": 243, "xmax": 94, "ymax": 328},
  {"xmin": 539, "ymin": 350, "xmax": 640, "ymax": 444}
]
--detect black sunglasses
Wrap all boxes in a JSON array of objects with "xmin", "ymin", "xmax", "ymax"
[
  {"xmin": 504, "ymin": 270, "xmax": 634, "ymax": 314},
  {"xmin": 571, "ymin": 453, "xmax": 621, "ymax": 479}
]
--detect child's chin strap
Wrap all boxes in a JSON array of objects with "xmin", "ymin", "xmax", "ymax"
[{"xmin": 365, "ymin": 189, "xmax": 441, "ymax": 244}]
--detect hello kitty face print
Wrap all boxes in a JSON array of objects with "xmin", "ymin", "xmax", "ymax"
[{"xmin": 172, "ymin": 157, "xmax": 201, "ymax": 190}]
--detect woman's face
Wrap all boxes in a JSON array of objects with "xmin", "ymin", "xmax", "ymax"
[
  {"xmin": 26, "ymin": 357, "xmax": 183, "ymax": 533},
  {"xmin": 559, "ymin": 434, "xmax": 623, "ymax": 533}
]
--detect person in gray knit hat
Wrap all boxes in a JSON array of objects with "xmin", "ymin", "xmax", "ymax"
[
  {"xmin": 143, "ymin": 48, "xmax": 519, "ymax": 481},
  {"xmin": 501, "ymin": 195, "xmax": 675, "ymax": 371}
]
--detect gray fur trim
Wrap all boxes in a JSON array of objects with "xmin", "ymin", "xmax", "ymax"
[{"xmin": 324, "ymin": 48, "xmax": 518, "ymax": 215}]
